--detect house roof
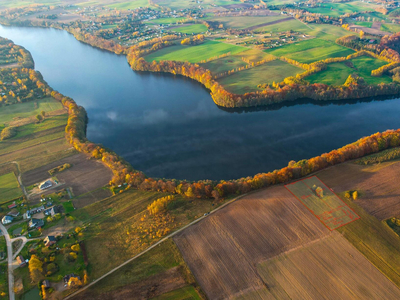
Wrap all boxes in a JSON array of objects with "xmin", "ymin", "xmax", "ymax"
[
  {"xmin": 2, "ymin": 216, "xmax": 13, "ymax": 221},
  {"xmin": 45, "ymin": 236, "xmax": 56, "ymax": 242}
]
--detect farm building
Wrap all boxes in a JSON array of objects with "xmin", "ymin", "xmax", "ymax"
[
  {"xmin": 7, "ymin": 209, "xmax": 20, "ymax": 218},
  {"xmin": 28, "ymin": 218, "xmax": 44, "ymax": 229},
  {"xmin": 39, "ymin": 180, "xmax": 53, "ymax": 190},
  {"xmin": 44, "ymin": 236, "xmax": 56, "ymax": 247},
  {"xmin": 2, "ymin": 216, "xmax": 13, "ymax": 225},
  {"xmin": 45, "ymin": 205, "xmax": 61, "ymax": 217},
  {"xmin": 7, "ymin": 203, "xmax": 16, "ymax": 209}
]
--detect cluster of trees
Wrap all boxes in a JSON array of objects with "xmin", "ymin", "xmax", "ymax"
[
  {"xmin": 354, "ymin": 146, "xmax": 400, "ymax": 165},
  {"xmin": 48, "ymin": 163, "xmax": 72, "ymax": 176},
  {"xmin": 180, "ymin": 34, "xmax": 205, "ymax": 45},
  {"xmin": 200, "ymin": 52, "xmax": 231, "ymax": 64},
  {"xmin": 344, "ymin": 190, "xmax": 358, "ymax": 200},
  {"xmin": 0, "ymin": 126, "xmax": 16, "ymax": 140},
  {"xmin": 0, "ymin": 37, "xmax": 34, "ymax": 68},
  {"xmin": 147, "ymin": 195, "xmax": 175, "ymax": 215}
]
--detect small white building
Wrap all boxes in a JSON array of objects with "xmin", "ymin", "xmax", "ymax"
[
  {"xmin": 2, "ymin": 216, "xmax": 13, "ymax": 225},
  {"xmin": 39, "ymin": 180, "xmax": 53, "ymax": 190}
]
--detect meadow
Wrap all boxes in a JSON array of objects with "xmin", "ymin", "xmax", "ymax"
[
  {"xmin": 106, "ymin": 0, "xmax": 152, "ymax": 10},
  {"xmin": 212, "ymin": 15, "xmax": 285, "ymax": 30},
  {"xmin": 0, "ymin": 172, "xmax": 22, "ymax": 203},
  {"xmin": 171, "ymin": 24, "xmax": 208, "ymax": 34},
  {"xmin": 306, "ymin": 56, "xmax": 392, "ymax": 85},
  {"xmin": 70, "ymin": 239, "xmax": 203, "ymax": 300},
  {"xmin": 217, "ymin": 60, "xmax": 303, "ymax": 94},
  {"xmin": 265, "ymin": 38, "xmax": 354, "ymax": 64},
  {"xmin": 144, "ymin": 17, "xmax": 189, "ymax": 25},
  {"xmin": 304, "ymin": 1, "xmax": 379, "ymax": 17},
  {"xmin": 381, "ymin": 23, "xmax": 400, "ymax": 33},
  {"xmin": 144, "ymin": 40, "xmax": 247, "ymax": 63},
  {"xmin": 0, "ymin": 97, "xmax": 62, "ymax": 124}
]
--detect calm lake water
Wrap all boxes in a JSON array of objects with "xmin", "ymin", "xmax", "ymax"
[{"xmin": 0, "ymin": 25, "xmax": 399, "ymax": 180}]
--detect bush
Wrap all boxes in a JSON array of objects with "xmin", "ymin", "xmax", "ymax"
[
  {"xmin": 71, "ymin": 244, "xmax": 80, "ymax": 252},
  {"xmin": 0, "ymin": 126, "xmax": 17, "ymax": 140}
]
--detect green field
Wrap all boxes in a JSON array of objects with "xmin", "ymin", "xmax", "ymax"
[
  {"xmin": 13, "ymin": 114, "xmax": 68, "ymax": 139},
  {"xmin": 106, "ymin": 0, "xmax": 152, "ymax": 10},
  {"xmin": 171, "ymin": 24, "xmax": 208, "ymax": 34},
  {"xmin": 285, "ymin": 176, "xmax": 359, "ymax": 230},
  {"xmin": 0, "ymin": 172, "xmax": 23, "ymax": 203},
  {"xmin": 306, "ymin": 56, "xmax": 392, "ymax": 85},
  {"xmin": 144, "ymin": 40, "xmax": 247, "ymax": 63},
  {"xmin": 0, "ymin": 0, "xmax": 61, "ymax": 8},
  {"xmin": 265, "ymin": 38, "xmax": 354, "ymax": 64},
  {"xmin": 151, "ymin": 286, "xmax": 202, "ymax": 300},
  {"xmin": 255, "ymin": 19, "xmax": 311, "ymax": 34},
  {"xmin": 0, "ymin": 97, "xmax": 62, "ymax": 124},
  {"xmin": 203, "ymin": 49, "xmax": 274, "ymax": 74},
  {"xmin": 62, "ymin": 201, "xmax": 75, "ymax": 213},
  {"xmin": 304, "ymin": 1, "xmax": 378, "ymax": 17},
  {"xmin": 217, "ymin": 60, "xmax": 303, "ymax": 94},
  {"xmin": 381, "ymin": 23, "xmax": 400, "ymax": 33},
  {"xmin": 145, "ymin": 17, "xmax": 188, "ymax": 25},
  {"xmin": 354, "ymin": 21, "xmax": 373, "ymax": 28},
  {"xmin": 212, "ymin": 15, "xmax": 285, "ymax": 30}
]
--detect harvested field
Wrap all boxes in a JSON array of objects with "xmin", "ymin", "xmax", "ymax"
[
  {"xmin": 22, "ymin": 153, "xmax": 113, "ymax": 202},
  {"xmin": 285, "ymin": 176, "xmax": 359, "ymax": 230},
  {"xmin": 174, "ymin": 186, "xmax": 330, "ymax": 300},
  {"xmin": 73, "ymin": 188, "xmax": 112, "ymax": 209},
  {"xmin": 258, "ymin": 232, "xmax": 400, "ymax": 299},
  {"xmin": 317, "ymin": 161, "xmax": 400, "ymax": 220}
]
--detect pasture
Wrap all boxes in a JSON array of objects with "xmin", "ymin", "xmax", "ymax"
[
  {"xmin": 144, "ymin": 40, "xmax": 247, "ymax": 63},
  {"xmin": 106, "ymin": 0, "xmax": 152, "ymax": 10},
  {"xmin": 69, "ymin": 239, "xmax": 202, "ymax": 300},
  {"xmin": 212, "ymin": 15, "xmax": 285, "ymax": 30},
  {"xmin": 265, "ymin": 38, "xmax": 354, "ymax": 64},
  {"xmin": 217, "ymin": 60, "xmax": 302, "ymax": 94},
  {"xmin": 285, "ymin": 176, "xmax": 359, "ymax": 230},
  {"xmin": 170, "ymin": 24, "xmax": 208, "ymax": 34},
  {"xmin": 306, "ymin": 56, "xmax": 392, "ymax": 86},
  {"xmin": 381, "ymin": 23, "xmax": 400, "ymax": 33},
  {"xmin": 258, "ymin": 232, "xmax": 400, "ymax": 299},
  {"xmin": 0, "ymin": 172, "xmax": 23, "ymax": 203},
  {"xmin": 0, "ymin": 97, "xmax": 62, "ymax": 124},
  {"xmin": 304, "ymin": 1, "xmax": 378, "ymax": 17},
  {"xmin": 144, "ymin": 17, "xmax": 188, "ymax": 25},
  {"xmin": 255, "ymin": 19, "xmax": 311, "ymax": 34},
  {"xmin": 174, "ymin": 186, "xmax": 330, "ymax": 300}
]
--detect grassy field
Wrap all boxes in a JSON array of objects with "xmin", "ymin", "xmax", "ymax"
[
  {"xmin": 255, "ymin": 19, "xmax": 310, "ymax": 34},
  {"xmin": 0, "ymin": 172, "xmax": 23, "ymax": 203},
  {"xmin": 304, "ymin": 1, "xmax": 378, "ymax": 17},
  {"xmin": 70, "ymin": 239, "xmax": 203, "ymax": 300},
  {"xmin": 265, "ymin": 38, "xmax": 354, "ymax": 64},
  {"xmin": 354, "ymin": 21, "xmax": 373, "ymax": 28},
  {"xmin": 285, "ymin": 176, "xmax": 359, "ymax": 230},
  {"xmin": 171, "ymin": 24, "xmax": 208, "ymax": 34},
  {"xmin": 70, "ymin": 189, "xmax": 213, "ymax": 279},
  {"xmin": 144, "ymin": 40, "xmax": 247, "ymax": 63},
  {"xmin": 202, "ymin": 49, "xmax": 274, "ymax": 74},
  {"xmin": 106, "ymin": 0, "xmax": 152, "ymax": 10},
  {"xmin": 306, "ymin": 56, "xmax": 392, "ymax": 85},
  {"xmin": 381, "ymin": 23, "xmax": 400, "ymax": 33},
  {"xmin": 0, "ymin": 97, "xmax": 62, "ymax": 124},
  {"xmin": 217, "ymin": 60, "xmax": 303, "ymax": 94},
  {"xmin": 0, "ymin": 0, "xmax": 61, "ymax": 8},
  {"xmin": 144, "ymin": 17, "xmax": 189, "ymax": 25},
  {"xmin": 212, "ymin": 15, "xmax": 285, "ymax": 30},
  {"xmin": 13, "ymin": 114, "xmax": 67, "ymax": 139}
]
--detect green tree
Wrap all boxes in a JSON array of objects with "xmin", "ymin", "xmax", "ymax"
[
  {"xmin": 41, "ymin": 110, "xmax": 46, "ymax": 117},
  {"xmin": 35, "ymin": 114, "xmax": 43, "ymax": 122}
]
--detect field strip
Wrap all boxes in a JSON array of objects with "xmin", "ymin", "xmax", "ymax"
[
  {"xmin": 245, "ymin": 17, "xmax": 293, "ymax": 31},
  {"xmin": 0, "ymin": 137, "xmax": 66, "ymax": 158},
  {"xmin": 285, "ymin": 176, "xmax": 359, "ymax": 230},
  {"xmin": 64, "ymin": 191, "xmax": 255, "ymax": 299}
]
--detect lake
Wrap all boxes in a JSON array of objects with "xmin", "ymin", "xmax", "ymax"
[{"xmin": 0, "ymin": 25, "xmax": 399, "ymax": 181}]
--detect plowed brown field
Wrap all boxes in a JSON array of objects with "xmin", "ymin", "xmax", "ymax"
[
  {"xmin": 258, "ymin": 232, "xmax": 400, "ymax": 300},
  {"xmin": 317, "ymin": 161, "xmax": 400, "ymax": 220},
  {"xmin": 174, "ymin": 186, "xmax": 330, "ymax": 300}
]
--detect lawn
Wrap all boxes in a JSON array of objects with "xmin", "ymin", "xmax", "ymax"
[
  {"xmin": 144, "ymin": 40, "xmax": 247, "ymax": 63},
  {"xmin": 62, "ymin": 201, "xmax": 75, "ymax": 213},
  {"xmin": 217, "ymin": 60, "xmax": 303, "ymax": 94},
  {"xmin": 265, "ymin": 38, "xmax": 354, "ymax": 64},
  {"xmin": 0, "ymin": 97, "xmax": 62, "ymax": 124},
  {"xmin": 381, "ymin": 23, "xmax": 400, "ymax": 33},
  {"xmin": 171, "ymin": 24, "xmax": 208, "ymax": 34},
  {"xmin": 144, "ymin": 17, "xmax": 188, "ymax": 25},
  {"xmin": 0, "ymin": 172, "xmax": 23, "ymax": 203},
  {"xmin": 354, "ymin": 21, "xmax": 373, "ymax": 28},
  {"xmin": 306, "ymin": 56, "xmax": 392, "ymax": 85}
]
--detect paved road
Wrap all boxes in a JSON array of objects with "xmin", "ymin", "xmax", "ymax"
[
  {"xmin": 0, "ymin": 223, "xmax": 15, "ymax": 300},
  {"xmin": 65, "ymin": 192, "xmax": 253, "ymax": 299}
]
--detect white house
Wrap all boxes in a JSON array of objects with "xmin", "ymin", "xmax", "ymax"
[{"xmin": 2, "ymin": 216, "xmax": 13, "ymax": 225}]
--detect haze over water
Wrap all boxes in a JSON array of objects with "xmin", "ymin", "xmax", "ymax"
[{"xmin": 1, "ymin": 25, "xmax": 399, "ymax": 180}]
